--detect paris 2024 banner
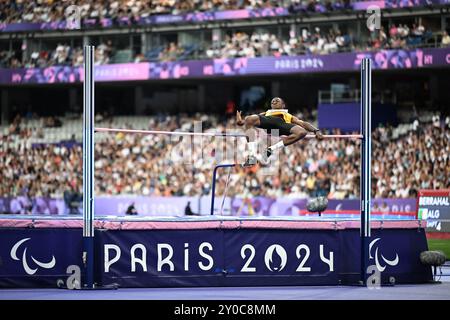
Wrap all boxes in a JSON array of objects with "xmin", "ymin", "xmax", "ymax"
[{"xmin": 1, "ymin": 48, "xmax": 449, "ymax": 84}]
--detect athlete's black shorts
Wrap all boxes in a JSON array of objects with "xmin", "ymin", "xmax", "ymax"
[{"xmin": 258, "ymin": 115, "xmax": 296, "ymax": 136}]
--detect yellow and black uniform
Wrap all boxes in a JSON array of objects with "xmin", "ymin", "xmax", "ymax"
[{"xmin": 258, "ymin": 109, "xmax": 296, "ymax": 136}]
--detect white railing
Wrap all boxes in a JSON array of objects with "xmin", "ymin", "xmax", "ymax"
[
  {"xmin": 318, "ymin": 89, "xmax": 360, "ymax": 104},
  {"xmin": 318, "ymin": 89, "xmax": 397, "ymax": 104}
]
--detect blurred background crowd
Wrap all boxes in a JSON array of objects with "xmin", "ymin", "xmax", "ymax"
[
  {"xmin": 0, "ymin": 0, "xmax": 355, "ymax": 25},
  {"xmin": 0, "ymin": 0, "xmax": 449, "ymax": 68},
  {"xmin": 1, "ymin": 112, "xmax": 448, "ymax": 202},
  {"xmin": 1, "ymin": 23, "xmax": 448, "ymax": 68}
]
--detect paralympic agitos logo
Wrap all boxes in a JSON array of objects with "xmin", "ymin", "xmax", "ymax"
[
  {"xmin": 10, "ymin": 238, "xmax": 56, "ymax": 275},
  {"xmin": 369, "ymin": 238, "xmax": 399, "ymax": 272}
]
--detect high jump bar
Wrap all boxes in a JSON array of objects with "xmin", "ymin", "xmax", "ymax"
[{"xmin": 95, "ymin": 127, "xmax": 363, "ymax": 139}]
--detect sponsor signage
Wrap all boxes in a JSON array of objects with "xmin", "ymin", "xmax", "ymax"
[
  {"xmin": 0, "ymin": 196, "xmax": 417, "ymax": 217},
  {"xmin": 1, "ymin": 48, "xmax": 449, "ymax": 84},
  {"xmin": 417, "ymin": 190, "xmax": 450, "ymax": 233},
  {"xmin": 0, "ymin": 226, "xmax": 431, "ymax": 287}
]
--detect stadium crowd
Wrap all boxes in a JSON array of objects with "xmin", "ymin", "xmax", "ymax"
[
  {"xmin": 205, "ymin": 23, "xmax": 438, "ymax": 59},
  {"xmin": 1, "ymin": 21, "xmax": 444, "ymax": 69},
  {"xmin": 0, "ymin": 0, "xmax": 353, "ymax": 25},
  {"xmin": 0, "ymin": 113, "xmax": 448, "ymax": 204},
  {"xmin": 0, "ymin": 41, "xmax": 113, "ymax": 69}
]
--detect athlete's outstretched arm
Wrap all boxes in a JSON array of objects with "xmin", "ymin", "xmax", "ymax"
[{"xmin": 236, "ymin": 111, "xmax": 245, "ymax": 126}]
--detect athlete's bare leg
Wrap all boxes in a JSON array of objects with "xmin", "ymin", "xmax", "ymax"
[
  {"xmin": 265, "ymin": 126, "xmax": 307, "ymax": 160},
  {"xmin": 281, "ymin": 126, "xmax": 308, "ymax": 146},
  {"xmin": 236, "ymin": 112, "xmax": 261, "ymax": 166}
]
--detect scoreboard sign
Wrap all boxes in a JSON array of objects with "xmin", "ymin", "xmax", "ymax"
[{"xmin": 417, "ymin": 189, "xmax": 450, "ymax": 233}]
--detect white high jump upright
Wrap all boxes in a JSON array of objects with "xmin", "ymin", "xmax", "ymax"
[
  {"xmin": 82, "ymin": 45, "xmax": 95, "ymax": 289},
  {"xmin": 360, "ymin": 57, "xmax": 372, "ymax": 285}
]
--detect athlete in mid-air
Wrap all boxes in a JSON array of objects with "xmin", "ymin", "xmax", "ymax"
[{"xmin": 236, "ymin": 97, "xmax": 323, "ymax": 166}]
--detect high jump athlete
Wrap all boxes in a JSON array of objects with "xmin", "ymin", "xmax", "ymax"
[{"xmin": 236, "ymin": 97, "xmax": 323, "ymax": 166}]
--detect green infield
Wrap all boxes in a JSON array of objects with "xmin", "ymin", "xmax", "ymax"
[{"xmin": 427, "ymin": 238, "xmax": 450, "ymax": 260}]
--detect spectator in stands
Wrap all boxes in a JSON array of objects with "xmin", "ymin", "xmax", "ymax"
[
  {"xmin": 0, "ymin": 50, "xmax": 12, "ymax": 67},
  {"xmin": 379, "ymin": 202, "xmax": 390, "ymax": 213},
  {"xmin": 72, "ymin": 48, "xmax": 84, "ymax": 67},
  {"xmin": 63, "ymin": 180, "xmax": 82, "ymax": 215},
  {"xmin": 225, "ymin": 100, "xmax": 236, "ymax": 119},
  {"xmin": 442, "ymin": 31, "xmax": 450, "ymax": 47},
  {"xmin": 8, "ymin": 115, "xmax": 22, "ymax": 135},
  {"xmin": 95, "ymin": 42, "xmax": 112, "ymax": 65},
  {"xmin": 51, "ymin": 43, "xmax": 69, "ymax": 65},
  {"xmin": 126, "ymin": 202, "xmax": 138, "ymax": 215},
  {"xmin": 372, "ymin": 202, "xmax": 380, "ymax": 213},
  {"xmin": 134, "ymin": 53, "xmax": 147, "ymax": 63},
  {"xmin": 184, "ymin": 201, "xmax": 199, "ymax": 216},
  {"xmin": 9, "ymin": 56, "xmax": 22, "ymax": 68},
  {"xmin": 44, "ymin": 116, "xmax": 62, "ymax": 128}
]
